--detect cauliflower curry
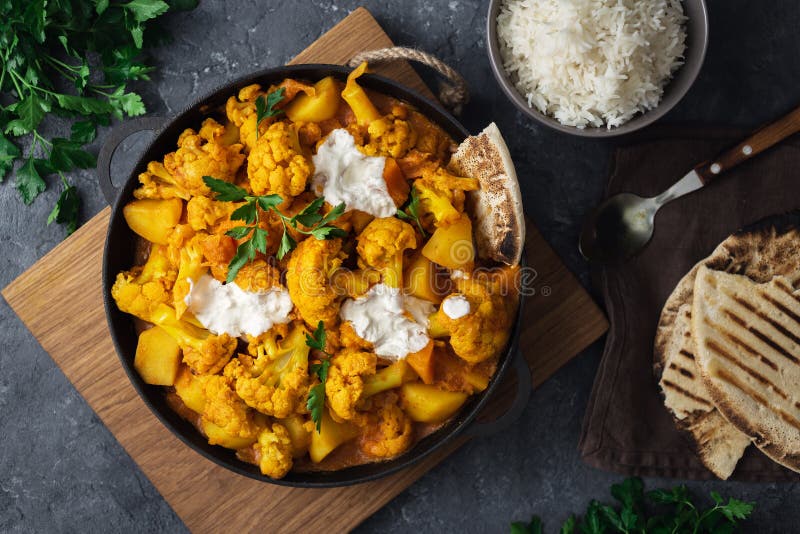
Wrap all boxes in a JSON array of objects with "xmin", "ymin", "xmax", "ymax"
[{"xmin": 112, "ymin": 63, "xmax": 520, "ymax": 479}]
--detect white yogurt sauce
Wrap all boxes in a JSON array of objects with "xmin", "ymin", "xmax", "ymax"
[
  {"xmin": 442, "ymin": 294, "xmax": 471, "ymax": 320},
  {"xmin": 184, "ymin": 274, "xmax": 293, "ymax": 337},
  {"xmin": 311, "ymin": 129, "xmax": 395, "ymax": 218},
  {"xmin": 340, "ymin": 283, "xmax": 430, "ymax": 360},
  {"xmin": 450, "ymin": 269, "xmax": 469, "ymax": 280},
  {"xmin": 404, "ymin": 294, "xmax": 436, "ymax": 328}
]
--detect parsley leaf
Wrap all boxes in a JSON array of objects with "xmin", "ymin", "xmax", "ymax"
[
  {"xmin": 70, "ymin": 121, "xmax": 97, "ymax": 144},
  {"xmin": 277, "ymin": 230, "xmax": 297, "ymax": 260},
  {"xmin": 203, "ymin": 175, "xmax": 248, "ymax": 201},
  {"xmin": 227, "ymin": 240, "xmax": 255, "ymax": 284},
  {"xmin": 510, "ymin": 517, "xmax": 542, "ymax": 534},
  {"xmin": 397, "ymin": 186, "xmax": 426, "ymax": 236},
  {"xmin": 254, "ymin": 87, "xmax": 286, "ymax": 137},
  {"xmin": 47, "ymin": 177, "xmax": 80, "ymax": 235},
  {"xmin": 124, "ymin": 0, "xmax": 170, "ymax": 22},
  {"xmin": 305, "ymin": 320, "xmax": 327, "ymax": 351},
  {"xmin": 49, "ymin": 138, "xmax": 97, "ymax": 172},
  {"xmin": 5, "ymin": 94, "xmax": 49, "ymax": 136},
  {"xmin": 15, "ymin": 157, "xmax": 46, "ymax": 205},
  {"xmin": 0, "ymin": 134, "xmax": 21, "ymax": 182},
  {"xmin": 306, "ymin": 321, "xmax": 332, "ymax": 432}
]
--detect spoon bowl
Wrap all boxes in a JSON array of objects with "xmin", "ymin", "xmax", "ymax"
[{"xmin": 579, "ymin": 193, "xmax": 658, "ymax": 263}]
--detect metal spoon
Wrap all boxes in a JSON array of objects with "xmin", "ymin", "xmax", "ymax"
[{"xmin": 579, "ymin": 103, "xmax": 800, "ymax": 263}]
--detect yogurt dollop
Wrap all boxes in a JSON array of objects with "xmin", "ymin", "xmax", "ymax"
[
  {"xmin": 185, "ymin": 274, "xmax": 293, "ymax": 337},
  {"xmin": 340, "ymin": 283, "xmax": 430, "ymax": 360},
  {"xmin": 442, "ymin": 294, "xmax": 471, "ymax": 320},
  {"xmin": 311, "ymin": 129, "xmax": 395, "ymax": 218}
]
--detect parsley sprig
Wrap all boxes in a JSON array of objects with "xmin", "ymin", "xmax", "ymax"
[
  {"xmin": 396, "ymin": 186, "xmax": 426, "ymax": 237},
  {"xmin": 511, "ymin": 478, "xmax": 754, "ymax": 534},
  {"xmin": 202, "ymin": 176, "xmax": 347, "ymax": 283},
  {"xmin": 254, "ymin": 87, "xmax": 285, "ymax": 138},
  {"xmin": 1, "ymin": 0, "xmax": 197, "ymax": 235},
  {"xmin": 305, "ymin": 321, "xmax": 331, "ymax": 432}
]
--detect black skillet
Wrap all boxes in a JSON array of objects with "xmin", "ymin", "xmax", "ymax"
[{"xmin": 100, "ymin": 64, "xmax": 530, "ymax": 488}]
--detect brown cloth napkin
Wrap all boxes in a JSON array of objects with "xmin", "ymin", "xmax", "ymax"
[{"xmin": 579, "ymin": 128, "xmax": 800, "ymax": 481}]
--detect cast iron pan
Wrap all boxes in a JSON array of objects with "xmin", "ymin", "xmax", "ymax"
[{"xmin": 100, "ymin": 64, "xmax": 531, "ymax": 487}]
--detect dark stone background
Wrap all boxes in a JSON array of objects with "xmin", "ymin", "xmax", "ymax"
[{"xmin": 2, "ymin": 1, "xmax": 799, "ymax": 532}]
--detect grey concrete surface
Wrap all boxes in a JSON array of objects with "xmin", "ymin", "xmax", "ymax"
[{"xmin": 2, "ymin": 1, "xmax": 800, "ymax": 532}]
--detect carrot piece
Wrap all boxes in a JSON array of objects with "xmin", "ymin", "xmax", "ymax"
[
  {"xmin": 383, "ymin": 157, "xmax": 410, "ymax": 207},
  {"xmin": 407, "ymin": 339, "xmax": 435, "ymax": 384}
]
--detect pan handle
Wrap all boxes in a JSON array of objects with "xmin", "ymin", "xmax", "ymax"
[
  {"xmin": 463, "ymin": 350, "xmax": 531, "ymax": 439},
  {"xmin": 97, "ymin": 116, "xmax": 165, "ymax": 206}
]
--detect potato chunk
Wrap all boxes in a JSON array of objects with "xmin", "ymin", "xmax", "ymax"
[
  {"xmin": 174, "ymin": 366, "xmax": 206, "ymax": 414},
  {"xmin": 404, "ymin": 253, "xmax": 445, "ymax": 304},
  {"xmin": 202, "ymin": 419, "xmax": 257, "ymax": 450},
  {"xmin": 285, "ymin": 76, "xmax": 341, "ymax": 123},
  {"xmin": 401, "ymin": 382, "xmax": 468, "ymax": 423},
  {"xmin": 134, "ymin": 326, "xmax": 181, "ymax": 386},
  {"xmin": 279, "ymin": 414, "xmax": 313, "ymax": 458},
  {"xmin": 309, "ymin": 410, "xmax": 358, "ymax": 463},
  {"xmin": 123, "ymin": 198, "xmax": 183, "ymax": 244},
  {"xmin": 421, "ymin": 215, "xmax": 474, "ymax": 271}
]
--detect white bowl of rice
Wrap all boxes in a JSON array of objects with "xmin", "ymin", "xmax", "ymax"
[{"xmin": 488, "ymin": 0, "xmax": 708, "ymax": 137}]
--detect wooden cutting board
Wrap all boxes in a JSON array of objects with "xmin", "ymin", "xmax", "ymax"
[{"xmin": 2, "ymin": 8, "xmax": 608, "ymax": 533}]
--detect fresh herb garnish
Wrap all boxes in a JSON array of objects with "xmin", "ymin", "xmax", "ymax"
[
  {"xmin": 47, "ymin": 176, "xmax": 81, "ymax": 235},
  {"xmin": 254, "ymin": 87, "xmax": 286, "ymax": 138},
  {"xmin": 0, "ymin": 0, "xmax": 196, "ymax": 235},
  {"xmin": 305, "ymin": 320, "xmax": 331, "ymax": 432},
  {"xmin": 202, "ymin": 175, "xmax": 347, "ymax": 282},
  {"xmin": 510, "ymin": 477, "xmax": 754, "ymax": 534},
  {"xmin": 396, "ymin": 186, "xmax": 426, "ymax": 237}
]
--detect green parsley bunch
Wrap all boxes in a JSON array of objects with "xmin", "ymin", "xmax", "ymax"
[
  {"xmin": 511, "ymin": 478, "xmax": 754, "ymax": 534},
  {"xmin": 0, "ymin": 0, "xmax": 197, "ymax": 235}
]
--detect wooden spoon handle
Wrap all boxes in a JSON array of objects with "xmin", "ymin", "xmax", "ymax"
[{"xmin": 695, "ymin": 103, "xmax": 800, "ymax": 184}]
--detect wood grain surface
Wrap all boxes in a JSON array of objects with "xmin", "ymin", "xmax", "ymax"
[{"xmin": 2, "ymin": 7, "xmax": 607, "ymax": 533}]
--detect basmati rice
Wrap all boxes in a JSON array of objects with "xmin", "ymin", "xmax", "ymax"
[{"xmin": 497, "ymin": 0, "xmax": 687, "ymax": 129}]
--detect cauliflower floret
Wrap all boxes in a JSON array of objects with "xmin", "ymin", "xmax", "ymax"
[
  {"xmin": 233, "ymin": 259, "xmax": 282, "ymax": 292},
  {"xmin": 414, "ymin": 167, "xmax": 479, "ymax": 229},
  {"xmin": 111, "ymin": 245, "xmax": 176, "ymax": 320},
  {"xmin": 286, "ymin": 237, "xmax": 346, "ymax": 328},
  {"xmin": 247, "ymin": 121, "xmax": 312, "ymax": 205},
  {"xmin": 172, "ymin": 233, "xmax": 208, "ymax": 317},
  {"xmin": 224, "ymin": 324, "xmax": 311, "ymax": 418},
  {"xmin": 133, "ymin": 161, "xmax": 190, "ymax": 200},
  {"xmin": 163, "ymin": 118, "xmax": 245, "ymax": 197},
  {"xmin": 361, "ymin": 116, "xmax": 418, "ymax": 159},
  {"xmin": 201, "ymin": 375, "xmax": 261, "ymax": 439},
  {"xmin": 357, "ymin": 392, "xmax": 413, "ymax": 459},
  {"xmin": 435, "ymin": 277, "xmax": 511, "ymax": 364},
  {"xmin": 186, "ymin": 196, "xmax": 240, "ymax": 233},
  {"xmin": 225, "ymin": 84, "xmax": 266, "ymax": 153},
  {"xmin": 150, "ymin": 304, "xmax": 237, "ymax": 374},
  {"xmin": 325, "ymin": 349, "xmax": 377, "ymax": 421},
  {"xmin": 255, "ymin": 423, "xmax": 294, "ymax": 478},
  {"xmin": 356, "ymin": 217, "xmax": 417, "ymax": 288}
]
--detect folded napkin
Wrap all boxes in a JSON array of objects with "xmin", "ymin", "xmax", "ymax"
[{"xmin": 579, "ymin": 128, "xmax": 800, "ymax": 481}]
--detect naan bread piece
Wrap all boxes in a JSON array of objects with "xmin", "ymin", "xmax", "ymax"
[
  {"xmin": 656, "ymin": 303, "xmax": 751, "ymax": 479},
  {"xmin": 448, "ymin": 123, "xmax": 524, "ymax": 266},
  {"xmin": 693, "ymin": 267, "xmax": 800, "ymax": 473},
  {"xmin": 654, "ymin": 211, "xmax": 800, "ymax": 478}
]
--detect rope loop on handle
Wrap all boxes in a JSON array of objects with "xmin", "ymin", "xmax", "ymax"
[{"xmin": 347, "ymin": 46, "xmax": 470, "ymax": 115}]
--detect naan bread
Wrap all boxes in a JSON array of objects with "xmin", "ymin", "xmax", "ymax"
[
  {"xmin": 449, "ymin": 123, "xmax": 524, "ymax": 266},
  {"xmin": 693, "ymin": 267, "xmax": 800, "ymax": 472},
  {"xmin": 656, "ymin": 302, "xmax": 751, "ymax": 479},
  {"xmin": 654, "ymin": 212, "xmax": 800, "ymax": 478}
]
